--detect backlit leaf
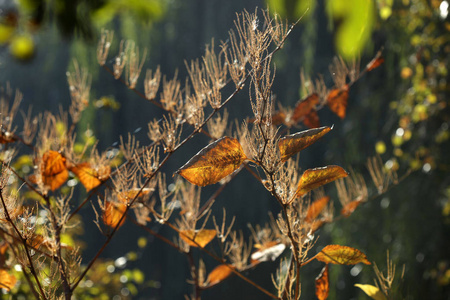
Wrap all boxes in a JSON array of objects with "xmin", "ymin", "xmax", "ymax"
[
  {"xmin": 41, "ymin": 150, "xmax": 68, "ymax": 191},
  {"xmin": 0, "ymin": 269, "xmax": 16, "ymax": 291},
  {"xmin": 296, "ymin": 166, "xmax": 348, "ymax": 197},
  {"xmin": 292, "ymin": 93, "xmax": 319, "ymax": 123},
  {"xmin": 355, "ymin": 284, "xmax": 387, "ymax": 300},
  {"xmin": 305, "ymin": 196, "xmax": 330, "ymax": 223},
  {"xmin": 251, "ymin": 242, "xmax": 285, "ymax": 263},
  {"xmin": 278, "ymin": 126, "xmax": 332, "ymax": 161},
  {"xmin": 179, "ymin": 229, "xmax": 216, "ymax": 248},
  {"xmin": 327, "ymin": 86, "xmax": 349, "ymax": 119},
  {"xmin": 366, "ymin": 50, "xmax": 384, "ymax": 72},
  {"xmin": 303, "ymin": 110, "xmax": 320, "ymax": 129},
  {"xmin": 103, "ymin": 201, "xmax": 127, "ymax": 229},
  {"xmin": 206, "ymin": 264, "xmax": 233, "ymax": 287},
  {"xmin": 315, "ymin": 264, "xmax": 329, "ymax": 300},
  {"xmin": 341, "ymin": 199, "xmax": 364, "ymax": 217},
  {"xmin": 176, "ymin": 137, "xmax": 247, "ymax": 186},
  {"xmin": 315, "ymin": 245, "xmax": 371, "ymax": 265},
  {"xmin": 70, "ymin": 163, "xmax": 111, "ymax": 191}
]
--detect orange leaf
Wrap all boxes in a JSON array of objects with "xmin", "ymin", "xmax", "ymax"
[
  {"xmin": 278, "ymin": 126, "xmax": 332, "ymax": 161},
  {"xmin": 206, "ymin": 264, "xmax": 234, "ymax": 287},
  {"xmin": 315, "ymin": 245, "xmax": 371, "ymax": 265},
  {"xmin": 179, "ymin": 229, "xmax": 216, "ymax": 248},
  {"xmin": 327, "ymin": 86, "xmax": 348, "ymax": 119},
  {"xmin": 341, "ymin": 199, "xmax": 364, "ymax": 217},
  {"xmin": 41, "ymin": 150, "xmax": 68, "ymax": 191},
  {"xmin": 292, "ymin": 93, "xmax": 319, "ymax": 123},
  {"xmin": 0, "ymin": 269, "xmax": 17, "ymax": 291},
  {"xmin": 315, "ymin": 264, "xmax": 329, "ymax": 300},
  {"xmin": 248, "ymin": 111, "xmax": 286, "ymax": 126},
  {"xmin": 117, "ymin": 188, "xmax": 153, "ymax": 203},
  {"xmin": 296, "ymin": 166, "xmax": 348, "ymax": 198},
  {"xmin": 303, "ymin": 109, "xmax": 320, "ymax": 129},
  {"xmin": 176, "ymin": 137, "xmax": 247, "ymax": 186},
  {"xmin": 0, "ymin": 130, "xmax": 16, "ymax": 144},
  {"xmin": 70, "ymin": 163, "xmax": 111, "ymax": 191},
  {"xmin": 251, "ymin": 242, "xmax": 286, "ymax": 263},
  {"xmin": 305, "ymin": 196, "xmax": 330, "ymax": 223},
  {"xmin": 366, "ymin": 50, "xmax": 384, "ymax": 72},
  {"xmin": 103, "ymin": 201, "xmax": 127, "ymax": 229}
]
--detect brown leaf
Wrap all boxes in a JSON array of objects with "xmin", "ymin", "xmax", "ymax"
[
  {"xmin": 0, "ymin": 130, "xmax": 16, "ymax": 144},
  {"xmin": 292, "ymin": 93, "xmax": 320, "ymax": 124},
  {"xmin": 327, "ymin": 86, "xmax": 348, "ymax": 119},
  {"xmin": 341, "ymin": 199, "xmax": 364, "ymax": 217},
  {"xmin": 70, "ymin": 163, "xmax": 111, "ymax": 191},
  {"xmin": 305, "ymin": 196, "xmax": 330, "ymax": 223},
  {"xmin": 0, "ymin": 269, "xmax": 17, "ymax": 291},
  {"xmin": 315, "ymin": 245, "xmax": 371, "ymax": 265},
  {"xmin": 315, "ymin": 264, "xmax": 329, "ymax": 300},
  {"xmin": 248, "ymin": 111, "xmax": 286, "ymax": 126},
  {"xmin": 278, "ymin": 126, "xmax": 332, "ymax": 161},
  {"xmin": 41, "ymin": 150, "xmax": 68, "ymax": 191},
  {"xmin": 206, "ymin": 264, "xmax": 234, "ymax": 287},
  {"xmin": 179, "ymin": 229, "xmax": 216, "ymax": 248},
  {"xmin": 103, "ymin": 201, "xmax": 127, "ymax": 229},
  {"xmin": 176, "ymin": 137, "xmax": 247, "ymax": 186},
  {"xmin": 303, "ymin": 110, "xmax": 320, "ymax": 129},
  {"xmin": 366, "ymin": 50, "xmax": 384, "ymax": 72},
  {"xmin": 296, "ymin": 166, "xmax": 348, "ymax": 198}
]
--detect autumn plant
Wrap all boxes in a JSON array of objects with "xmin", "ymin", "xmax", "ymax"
[{"xmin": 0, "ymin": 8, "xmax": 404, "ymax": 300}]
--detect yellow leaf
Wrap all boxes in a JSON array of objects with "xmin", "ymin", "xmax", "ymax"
[
  {"xmin": 315, "ymin": 245, "xmax": 371, "ymax": 265},
  {"xmin": 355, "ymin": 284, "xmax": 387, "ymax": 300},
  {"xmin": 70, "ymin": 163, "xmax": 111, "ymax": 191},
  {"xmin": 0, "ymin": 269, "xmax": 17, "ymax": 291},
  {"xmin": 103, "ymin": 201, "xmax": 127, "ymax": 229},
  {"xmin": 176, "ymin": 137, "xmax": 247, "ymax": 186},
  {"xmin": 41, "ymin": 150, "xmax": 68, "ymax": 191},
  {"xmin": 305, "ymin": 196, "xmax": 330, "ymax": 223},
  {"xmin": 279, "ymin": 126, "xmax": 332, "ymax": 161},
  {"xmin": 206, "ymin": 264, "xmax": 233, "ymax": 287},
  {"xmin": 179, "ymin": 229, "xmax": 216, "ymax": 248},
  {"xmin": 315, "ymin": 265, "xmax": 329, "ymax": 300},
  {"xmin": 296, "ymin": 166, "xmax": 348, "ymax": 197}
]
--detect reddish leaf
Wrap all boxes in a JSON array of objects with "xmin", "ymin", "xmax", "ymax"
[
  {"xmin": 70, "ymin": 163, "xmax": 111, "ymax": 191},
  {"xmin": 292, "ymin": 93, "xmax": 319, "ymax": 123},
  {"xmin": 315, "ymin": 264, "xmax": 329, "ymax": 300},
  {"xmin": 41, "ymin": 150, "xmax": 68, "ymax": 191},
  {"xmin": 341, "ymin": 199, "xmax": 364, "ymax": 217},
  {"xmin": 0, "ymin": 130, "xmax": 16, "ymax": 144},
  {"xmin": 327, "ymin": 86, "xmax": 349, "ymax": 119},
  {"xmin": 296, "ymin": 166, "xmax": 348, "ymax": 198},
  {"xmin": 206, "ymin": 264, "xmax": 234, "ymax": 287},
  {"xmin": 278, "ymin": 126, "xmax": 332, "ymax": 161},
  {"xmin": 366, "ymin": 50, "xmax": 384, "ymax": 72},
  {"xmin": 0, "ymin": 269, "xmax": 16, "ymax": 291},
  {"xmin": 315, "ymin": 245, "xmax": 371, "ymax": 265},
  {"xmin": 103, "ymin": 201, "xmax": 127, "ymax": 229},
  {"xmin": 305, "ymin": 196, "xmax": 330, "ymax": 223},
  {"xmin": 179, "ymin": 229, "xmax": 216, "ymax": 248},
  {"xmin": 303, "ymin": 109, "xmax": 320, "ymax": 128},
  {"xmin": 176, "ymin": 137, "xmax": 247, "ymax": 186}
]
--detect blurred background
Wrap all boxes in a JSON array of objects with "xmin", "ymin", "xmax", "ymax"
[{"xmin": 0, "ymin": 0, "xmax": 449, "ymax": 299}]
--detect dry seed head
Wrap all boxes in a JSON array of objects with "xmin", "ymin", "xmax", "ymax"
[
  {"xmin": 113, "ymin": 40, "xmax": 127, "ymax": 79},
  {"xmin": 226, "ymin": 231, "xmax": 252, "ymax": 271},
  {"xmin": 160, "ymin": 72, "xmax": 183, "ymax": 112},
  {"xmin": 207, "ymin": 109, "xmax": 229, "ymax": 140},
  {"xmin": 125, "ymin": 40, "xmax": 147, "ymax": 89},
  {"xmin": 329, "ymin": 56, "xmax": 349, "ymax": 89},
  {"xmin": 97, "ymin": 29, "xmax": 114, "ymax": 66},
  {"xmin": 119, "ymin": 133, "xmax": 141, "ymax": 161},
  {"xmin": 144, "ymin": 66, "xmax": 161, "ymax": 100},
  {"xmin": 67, "ymin": 60, "xmax": 91, "ymax": 123}
]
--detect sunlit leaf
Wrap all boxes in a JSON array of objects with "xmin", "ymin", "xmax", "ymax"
[
  {"xmin": 117, "ymin": 188, "xmax": 153, "ymax": 203},
  {"xmin": 251, "ymin": 242, "xmax": 285, "ymax": 263},
  {"xmin": 315, "ymin": 264, "xmax": 329, "ymax": 300},
  {"xmin": 315, "ymin": 245, "xmax": 371, "ymax": 265},
  {"xmin": 341, "ymin": 199, "xmax": 364, "ymax": 217},
  {"xmin": 366, "ymin": 50, "xmax": 384, "ymax": 72},
  {"xmin": 327, "ymin": 86, "xmax": 349, "ymax": 119},
  {"xmin": 70, "ymin": 163, "xmax": 111, "ymax": 191},
  {"xmin": 179, "ymin": 229, "xmax": 216, "ymax": 248},
  {"xmin": 305, "ymin": 196, "xmax": 330, "ymax": 223},
  {"xmin": 296, "ymin": 166, "xmax": 348, "ymax": 197},
  {"xmin": 41, "ymin": 150, "xmax": 68, "ymax": 191},
  {"xmin": 206, "ymin": 264, "xmax": 233, "ymax": 287},
  {"xmin": 176, "ymin": 137, "xmax": 247, "ymax": 186},
  {"xmin": 355, "ymin": 284, "xmax": 387, "ymax": 300},
  {"xmin": 278, "ymin": 126, "xmax": 332, "ymax": 161},
  {"xmin": 292, "ymin": 93, "xmax": 320, "ymax": 127},
  {"xmin": 0, "ymin": 269, "xmax": 17, "ymax": 291},
  {"xmin": 103, "ymin": 201, "xmax": 127, "ymax": 229}
]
